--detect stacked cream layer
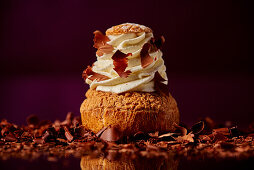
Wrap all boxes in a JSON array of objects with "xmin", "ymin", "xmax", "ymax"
[
  {"xmin": 86, "ymin": 24, "xmax": 167, "ymax": 94},
  {"xmin": 80, "ymin": 23, "xmax": 180, "ymax": 137}
]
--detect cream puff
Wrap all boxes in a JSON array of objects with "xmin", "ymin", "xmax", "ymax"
[{"xmin": 80, "ymin": 23, "xmax": 180, "ymax": 138}]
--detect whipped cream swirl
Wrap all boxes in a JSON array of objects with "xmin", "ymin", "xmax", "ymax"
[{"xmin": 86, "ymin": 32, "xmax": 168, "ymax": 93}]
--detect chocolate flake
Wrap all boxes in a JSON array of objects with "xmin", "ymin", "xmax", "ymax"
[
  {"xmin": 93, "ymin": 30, "xmax": 113, "ymax": 56},
  {"xmin": 174, "ymin": 123, "xmax": 188, "ymax": 136},
  {"xmin": 154, "ymin": 71, "xmax": 169, "ymax": 95},
  {"xmin": 33, "ymin": 138, "xmax": 45, "ymax": 144},
  {"xmin": 5, "ymin": 133, "xmax": 17, "ymax": 142},
  {"xmin": 64, "ymin": 126, "xmax": 74, "ymax": 142},
  {"xmin": 99, "ymin": 126, "xmax": 122, "ymax": 142},
  {"xmin": 133, "ymin": 131, "xmax": 151, "ymax": 141},
  {"xmin": 96, "ymin": 126, "xmax": 108, "ymax": 138},
  {"xmin": 112, "ymin": 50, "xmax": 132, "ymax": 78},
  {"xmin": 213, "ymin": 128, "xmax": 230, "ymax": 136},
  {"xmin": 140, "ymin": 43, "xmax": 154, "ymax": 68},
  {"xmin": 150, "ymin": 36, "xmax": 165, "ymax": 51},
  {"xmin": 1, "ymin": 113, "xmax": 254, "ymax": 161},
  {"xmin": 82, "ymin": 65, "xmax": 109, "ymax": 81},
  {"xmin": 42, "ymin": 131, "xmax": 51, "ymax": 142},
  {"xmin": 191, "ymin": 121, "xmax": 205, "ymax": 134}
]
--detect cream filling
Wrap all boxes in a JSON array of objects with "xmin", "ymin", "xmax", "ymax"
[{"xmin": 86, "ymin": 32, "xmax": 168, "ymax": 93}]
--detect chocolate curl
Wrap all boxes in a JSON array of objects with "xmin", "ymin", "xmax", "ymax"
[
  {"xmin": 98, "ymin": 126, "xmax": 123, "ymax": 142},
  {"xmin": 154, "ymin": 71, "xmax": 169, "ymax": 95},
  {"xmin": 82, "ymin": 65, "xmax": 109, "ymax": 81},
  {"xmin": 191, "ymin": 121, "xmax": 205, "ymax": 135},
  {"xmin": 150, "ymin": 36, "xmax": 165, "ymax": 51},
  {"xmin": 112, "ymin": 50, "xmax": 132, "ymax": 78},
  {"xmin": 64, "ymin": 126, "xmax": 74, "ymax": 142},
  {"xmin": 93, "ymin": 30, "xmax": 114, "ymax": 56},
  {"xmin": 140, "ymin": 43, "xmax": 154, "ymax": 68}
]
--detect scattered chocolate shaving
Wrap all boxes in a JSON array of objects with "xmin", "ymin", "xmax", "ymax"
[
  {"xmin": 61, "ymin": 112, "xmax": 74, "ymax": 126},
  {"xmin": 96, "ymin": 127, "xmax": 108, "ymax": 138},
  {"xmin": 158, "ymin": 132, "xmax": 175, "ymax": 138},
  {"xmin": 191, "ymin": 121, "xmax": 205, "ymax": 134},
  {"xmin": 82, "ymin": 65, "xmax": 109, "ymax": 81},
  {"xmin": 229, "ymin": 126, "xmax": 240, "ymax": 137},
  {"xmin": 158, "ymin": 132, "xmax": 175, "ymax": 141},
  {"xmin": 72, "ymin": 116, "xmax": 81, "ymax": 128},
  {"xmin": 140, "ymin": 43, "xmax": 154, "ymax": 68},
  {"xmin": 209, "ymin": 132, "xmax": 228, "ymax": 142},
  {"xmin": 148, "ymin": 131, "xmax": 159, "ymax": 138},
  {"xmin": 1, "ymin": 127, "xmax": 8, "ymax": 136},
  {"xmin": 64, "ymin": 126, "xmax": 73, "ymax": 142},
  {"xmin": 5, "ymin": 133, "xmax": 17, "ymax": 142},
  {"xmin": 112, "ymin": 50, "xmax": 132, "ymax": 78},
  {"xmin": 42, "ymin": 131, "xmax": 51, "ymax": 142},
  {"xmin": 0, "ymin": 113, "xmax": 254, "ymax": 161},
  {"xmin": 33, "ymin": 138, "xmax": 45, "ymax": 144},
  {"xmin": 173, "ymin": 123, "xmax": 188, "ymax": 136},
  {"xmin": 175, "ymin": 133, "xmax": 194, "ymax": 143},
  {"xmin": 99, "ymin": 126, "xmax": 122, "ymax": 142},
  {"xmin": 93, "ymin": 30, "xmax": 113, "ymax": 56},
  {"xmin": 133, "ymin": 131, "xmax": 151, "ymax": 141},
  {"xmin": 213, "ymin": 128, "xmax": 230, "ymax": 136}
]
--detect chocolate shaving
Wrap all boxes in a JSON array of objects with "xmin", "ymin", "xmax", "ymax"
[
  {"xmin": 210, "ymin": 132, "xmax": 228, "ymax": 142},
  {"xmin": 175, "ymin": 133, "xmax": 194, "ymax": 143},
  {"xmin": 213, "ymin": 128, "xmax": 230, "ymax": 136},
  {"xmin": 112, "ymin": 50, "xmax": 132, "ymax": 78},
  {"xmin": 33, "ymin": 138, "xmax": 45, "ymax": 144},
  {"xmin": 229, "ymin": 126, "xmax": 240, "ymax": 137},
  {"xmin": 42, "ymin": 131, "xmax": 50, "ymax": 142},
  {"xmin": 149, "ymin": 131, "xmax": 159, "ymax": 138},
  {"xmin": 5, "ymin": 133, "xmax": 17, "ymax": 142},
  {"xmin": 61, "ymin": 112, "xmax": 74, "ymax": 126},
  {"xmin": 82, "ymin": 65, "xmax": 109, "ymax": 81},
  {"xmin": 191, "ymin": 121, "xmax": 205, "ymax": 134},
  {"xmin": 174, "ymin": 123, "xmax": 188, "ymax": 136},
  {"xmin": 1, "ymin": 113, "xmax": 254, "ymax": 161},
  {"xmin": 96, "ymin": 127, "xmax": 108, "ymax": 138},
  {"xmin": 150, "ymin": 36, "xmax": 165, "ymax": 51},
  {"xmin": 1, "ymin": 127, "xmax": 8, "ymax": 136},
  {"xmin": 64, "ymin": 126, "xmax": 73, "ymax": 142},
  {"xmin": 140, "ymin": 43, "xmax": 154, "ymax": 68},
  {"xmin": 93, "ymin": 30, "xmax": 113, "ymax": 56},
  {"xmin": 133, "ymin": 131, "xmax": 151, "ymax": 141},
  {"xmin": 154, "ymin": 71, "xmax": 169, "ymax": 95},
  {"xmin": 99, "ymin": 126, "xmax": 122, "ymax": 142},
  {"xmin": 158, "ymin": 132, "xmax": 175, "ymax": 138}
]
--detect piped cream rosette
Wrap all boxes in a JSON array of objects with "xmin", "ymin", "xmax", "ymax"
[{"xmin": 86, "ymin": 32, "xmax": 168, "ymax": 94}]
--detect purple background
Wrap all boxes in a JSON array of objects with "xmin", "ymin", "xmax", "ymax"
[{"xmin": 0, "ymin": 0, "xmax": 252, "ymax": 127}]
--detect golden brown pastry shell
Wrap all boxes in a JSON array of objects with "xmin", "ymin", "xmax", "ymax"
[
  {"xmin": 80, "ymin": 89, "xmax": 180, "ymax": 136},
  {"xmin": 106, "ymin": 23, "xmax": 152, "ymax": 35}
]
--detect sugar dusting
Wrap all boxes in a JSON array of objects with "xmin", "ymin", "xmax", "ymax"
[{"xmin": 106, "ymin": 23, "xmax": 152, "ymax": 35}]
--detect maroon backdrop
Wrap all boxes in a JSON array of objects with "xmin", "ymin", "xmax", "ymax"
[{"xmin": 0, "ymin": 0, "xmax": 252, "ymax": 127}]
